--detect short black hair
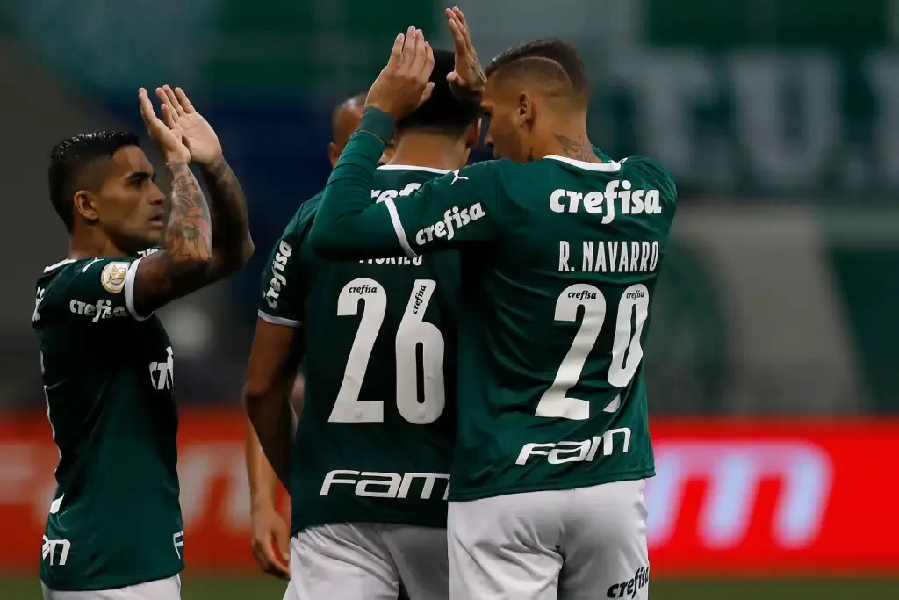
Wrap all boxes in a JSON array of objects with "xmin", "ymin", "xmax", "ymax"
[
  {"xmin": 485, "ymin": 38, "xmax": 589, "ymax": 107},
  {"xmin": 396, "ymin": 49, "xmax": 480, "ymax": 135},
  {"xmin": 48, "ymin": 131, "xmax": 140, "ymax": 232}
]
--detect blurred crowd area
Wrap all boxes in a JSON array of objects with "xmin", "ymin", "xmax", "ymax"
[{"xmin": 1, "ymin": 0, "xmax": 898, "ymax": 414}]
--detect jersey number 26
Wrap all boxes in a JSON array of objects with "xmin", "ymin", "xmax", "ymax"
[{"xmin": 329, "ymin": 277, "xmax": 444, "ymax": 425}]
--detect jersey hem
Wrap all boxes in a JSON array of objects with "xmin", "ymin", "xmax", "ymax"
[
  {"xmin": 40, "ymin": 566, "xmax": 183, "ymax": 592},
  {"xmin": 291, "ymin": 516, "xmax": 446, "ymax": 537},
  {"xmin": 446, "ymin": 467, "xmax": 655, "ymax": 502}
]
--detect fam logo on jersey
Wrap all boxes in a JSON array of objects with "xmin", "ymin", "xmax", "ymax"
[
  {"xmin": 100, "ymin": 262, "xmax": 129, "ymax": 293},
  {"xmin": 42, "ymin": 536, "xmax": 71, "ymax": 567},
  {"xmin": 550, "ymin": 180, "xmax": 662, "ymax": 224},
  {"xmin": 414, "ymin": 203, "xmax": 486, "ymax": 245},
  {"xmin": 149, "ymin": 346, "xmax": 174, "ymax": 390},
  {"xmin": 69, "ymin": 299, "xmax": 127, "ymax": 322},
  {"xmin": 607, "ymin": 566, "xmax": 650, "ymax": 598},
  {"xmin": 173, "ymin": 530, "xmax": 184, "ymax": 559}
]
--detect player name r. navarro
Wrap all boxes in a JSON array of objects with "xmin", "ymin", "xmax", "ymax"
[{"xmin": 558, "ymin": 240, "xmax": 660, "ymax": 273}]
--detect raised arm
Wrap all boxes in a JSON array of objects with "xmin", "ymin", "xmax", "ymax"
[
  {"xmin": 130, "ymin": 89, "xmax": 213, "ymax": 317},
  {"xmin": 308, "ymin": 28, "xmax": 500, "ymax": 259},
  {"xmin": 157, "ymin": 86, "xmax": 254, "ymax": 279},
  {"xmin": 201, "ymin": 155, "xmax": 254, "ymax": 277},
  {"xmin": 129, "ymin": 87, "xmax": 253, "ymax": 317}
]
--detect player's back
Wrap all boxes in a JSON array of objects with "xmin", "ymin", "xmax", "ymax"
[
  {"xmin": 32, "ymin": 257, "xmax": 182, "ymax": 591},
  {"xmin": 450, "ymin": 154, "xmax": 677, "ymax": 501},
  {"xmin": 268, "ymin": 166, "xmax": 460, "ymax": 534}
]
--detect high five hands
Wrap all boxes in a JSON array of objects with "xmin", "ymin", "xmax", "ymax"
[{"xmin": 365, "ymin": 26, "xmax": 436, "ymax": 120}]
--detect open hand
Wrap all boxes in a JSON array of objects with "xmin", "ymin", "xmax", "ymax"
[
  {"xmin": 139, "ymin": 88, "xmax": 190, "ymax": 164},
  {"xmin": 155, "ymin": 85, "xmax": 223, "ymax": 166},
  {"xmin": 366, "ymin": 26, "xmax": 436, "ymax": 120},
  {"xmin": 445, "ymin": 7, "xmax": 485, "ymax": 99}
]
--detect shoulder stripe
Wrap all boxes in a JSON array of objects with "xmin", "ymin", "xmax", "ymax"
[
  {"xmin": 383, "ymin": 197, "xmax": 418, "ymax": 259},
  {"xmin": 257, "ymin": 311, "xmax": 301, "ymax": 328},
  {"xmin": 43, "ymin": 258, "xmax": 76, "ymax": 273},
  {"xmin": 124, "ymin": 258, "xmax": 152, "ymax": 321}
]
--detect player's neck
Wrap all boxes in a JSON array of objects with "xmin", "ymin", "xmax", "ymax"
[
  {"xmin": 539, "ymin": 114, "xmax": 600, "ymax": 163},
  {"xmin": 389, "ymin": 133, "xmax": 468, "ymax": 171},
  {"xmin": 69, "ymin": 227, "xmax": 128, "ymax": 260}
]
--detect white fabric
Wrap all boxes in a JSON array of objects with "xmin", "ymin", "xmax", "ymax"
[
  {"xmin": 42, "ymin": 574, "xmax": 181, "ymax": 600},
  {"xmin": 283, "ymin": 523, "xmax": 448, "ymax": 600},
  {"xmin": 448, "ymin": 480, "xmax": 650, "ymax": 600}
]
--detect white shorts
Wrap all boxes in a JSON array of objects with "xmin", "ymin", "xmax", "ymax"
[
  {"xmin": 41, "ymin": 575, "xmax": 181, "ymax": 600},
  {"xmin": 284, "ymin": 523, "xmax": 448, "ymax": 600},
  {"xmin": 448, "ymin": 480, "xmax": 649, "ymax": 600}
]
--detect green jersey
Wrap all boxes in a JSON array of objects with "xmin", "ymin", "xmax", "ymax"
[
  {"xmin": 309, "ymin": 109, "xmax": 678, "ymax": 502},
  {"xmin": 32, "ymin": 256, "xmax": 183, "ymax": 591},
  {"xmin": 258, "ymin": 166, "xmax": 460, "ymax": 535}
]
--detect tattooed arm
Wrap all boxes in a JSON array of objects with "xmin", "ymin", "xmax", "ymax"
[
  {"xmin": 130, "ymin": 162, "xmax": 215, "ymax": 317},
  {"xmin": 200, "ymin": 155, "xmax": 254, "ymax": 280}
]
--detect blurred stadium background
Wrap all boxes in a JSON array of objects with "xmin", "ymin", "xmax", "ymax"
[{"xmin": 2, "ymin": 0, "xmax": 898, "ymax": 598}]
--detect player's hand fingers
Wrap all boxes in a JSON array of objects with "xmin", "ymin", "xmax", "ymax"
[
  {"xmin": 162, "ymin": 85, "xmax": 184, "ymax": 116},
  {"xmin": 453, "ymin": 6, "xmax": 469, "ymax": 32},
  {"xmin": 420, "ymin": 41, "xmax": 435, "ymax": 83},
  {"xmin": 174, "ymin": 87, "xmax": 195, "ymax": 114},
  {"xmin": 138, "ymin": 88, "xmax": 160, "ymax": 129},
  {"xmin": 446, "ymin": 13, "xmax": 468, "ymax": 58},
  {"xmin": 409, "ymin": 29, "xmax": 428, "ymax": 75},
  {"xmin": 159, "ymin": 103, "xmax": 178, "ymax": 130},
  {"xmin": 419, "ymin": 81, "xmax": 436, "ymax": 105},
  {"xmin": 262, "ymin": 540, "xmax": 290, "ymax": 579},
  {"xmin": 387, "ymin": 32, "xmax": 405, "ymax": 71},
  {"xmin": 399, "ymin": 25, "xmax": 418, "ymax": 72},
  {"xmin": 155, "ymin": 87, "xmax": 178, "ymax": 121}
]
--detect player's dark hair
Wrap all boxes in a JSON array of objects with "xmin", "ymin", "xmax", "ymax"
[
  {"xmin": 485, "ymin": 38, "xmax": 589, "ymax": 107},
  {"xmin": 48, "ymin": 131, "xmax": 140, "ymax": 233},
  {"xmin": 396, "ymin": 49, "xmax": 480, "ymax": 135}
]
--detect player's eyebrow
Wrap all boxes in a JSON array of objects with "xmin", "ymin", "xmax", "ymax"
[{"xmin": 126, "ymin": 170, "xmax": 155, "ymax": 182}]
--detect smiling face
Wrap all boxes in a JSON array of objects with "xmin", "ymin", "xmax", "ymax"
[{"xmin": 77, "ymin": 145, "xmax": 166, "ymax": 254}]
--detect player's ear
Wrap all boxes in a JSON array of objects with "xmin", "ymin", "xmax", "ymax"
[
  {"xmin": 73, "ymin": 190, "xmax": 100, "ymax": 224},
  {"xmin": 327, "ymin": 142, "xmax": 340, "ymax": 169},
  {"xmin": 518, "ymin": 92, "xmax": 536, "ymax": 129},
  {"xmin": 464, "ymin": 119, "xmax": 480, "ymax": 149}
]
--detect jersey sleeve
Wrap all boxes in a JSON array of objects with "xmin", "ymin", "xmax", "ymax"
[
  {"xmin": 54, "ymin": 257, "xmax": 147, "ymax": 323},
  {"xmin": 308, "ymin": 108, "xmax": 502, "ymax": 260},
  {"xmin": 257, "ymin": 211, "xmax": 309, "ymax": 327}
]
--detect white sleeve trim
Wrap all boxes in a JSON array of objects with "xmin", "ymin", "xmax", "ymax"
[
  {"xmin": 383, "ymin": 197, "xmax": 418, "ymax": 259},
  {"xmin": 124, "ymin": 257, "xmax": 153, "ymax": 321},
  {"xmin": 258, "ymin": 310, "xmax": 301, "ymax": 328}
]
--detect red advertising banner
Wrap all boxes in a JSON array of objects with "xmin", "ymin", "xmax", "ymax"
[{"xmin": 1, "ymin": 412, "xmax": 897, "ymax": 575}]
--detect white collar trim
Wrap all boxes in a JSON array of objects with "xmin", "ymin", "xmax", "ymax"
[
  {"xmin": 377, "ymin": 164, "xmax": 451, "ymax": 174},
  {"xmin": 545, "ymin": 155, "xmax": 622, "ymax": 171}
]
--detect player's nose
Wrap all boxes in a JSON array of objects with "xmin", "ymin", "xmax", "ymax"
[{"xmin": 148, "ymin": 182, "xmax": 165, "ymax": 205}]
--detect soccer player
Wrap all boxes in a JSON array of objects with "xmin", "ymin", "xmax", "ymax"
[
  {"xmin": 34, "ymin": 86, "xmax": 253, "ymax": 600},
  {"xmin": 244, "ymin": 90, "xmax": 377, "ymax": 580},
  {"xmin": 308, "ymin": 15, "xmax": 677, "ymax": 600},
  {"xmin": 245, "ymin": 48, "xmax": 479, "ymax": 600}
]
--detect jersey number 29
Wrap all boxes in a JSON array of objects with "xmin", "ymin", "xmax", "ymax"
[
  {"xmin": 536, "ymin": 284, "xmax": 649, "ymax": 420},
  {"xmin": 329, "ymin": 277, "xmax": 444, "ymax": 425}
]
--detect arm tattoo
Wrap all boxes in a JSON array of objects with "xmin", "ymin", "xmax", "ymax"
[
  {"xmin": 167, "ymin": 162, "xmax": 213, "ymax": 261},
  {"xmin": 200, "ymin": 156, "xmax": 253, "ymax": 277},
  {"xmin": 129, "ymin": 162, "xmax": 213, "ymax": 316},
  {"xmin": 553, "ymin": 134, "xmax": 597, "ymax": 162}
]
